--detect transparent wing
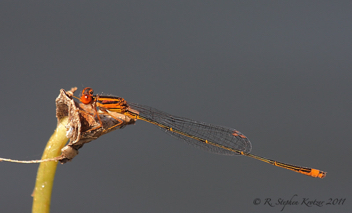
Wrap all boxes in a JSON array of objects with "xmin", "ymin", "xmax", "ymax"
[{"xmin": 128, "ymin": 102, "xmax": 252, "ymax": 156}]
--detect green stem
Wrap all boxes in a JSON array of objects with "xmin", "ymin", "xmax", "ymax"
[{"xmin": 32, "ymin": 117, "xmax": 69, "ymax": 213}]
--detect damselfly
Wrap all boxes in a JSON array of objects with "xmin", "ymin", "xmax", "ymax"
[{"xmin": 80, "ymin": 87, "xmax": 326, "ymax": 178}]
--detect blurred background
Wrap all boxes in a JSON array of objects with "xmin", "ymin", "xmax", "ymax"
[{"xmin": 0, "ymin": 1, "xmax": 351, "ymax": 212}]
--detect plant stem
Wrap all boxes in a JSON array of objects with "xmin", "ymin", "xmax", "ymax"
[{"xmin": 32, "ymin": 117, "xmax": 69, "ymax": 213}]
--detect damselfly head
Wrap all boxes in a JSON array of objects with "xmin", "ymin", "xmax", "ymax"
[{"xmin": 80, "ymin": 87, "xmax": 94, "ymax": 104}]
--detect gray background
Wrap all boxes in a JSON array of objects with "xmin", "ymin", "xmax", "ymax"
[{"xmin": 0, "ymin": 1, "xmax": 351, "ymax": 213}]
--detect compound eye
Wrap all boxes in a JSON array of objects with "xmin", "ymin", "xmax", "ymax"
[{"xmin": 80, "ymin": 87, "xmax": 94, "ymax": 104}]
